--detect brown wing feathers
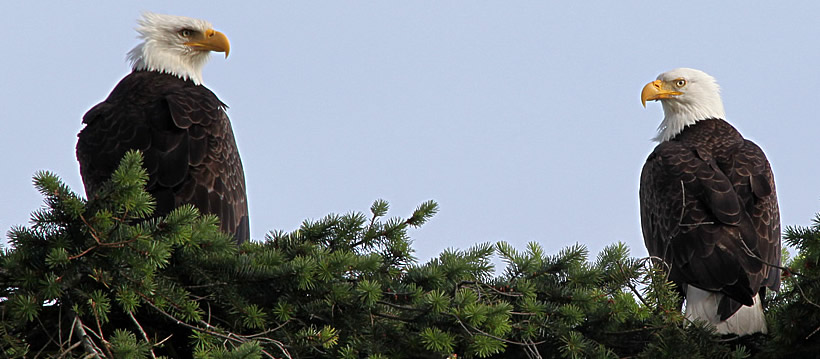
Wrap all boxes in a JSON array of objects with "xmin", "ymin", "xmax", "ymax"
[
  {"xmin": 77, "ymin": 70, "xmax": 249, "ymax": 243},
  {"xmin": 640, "ymin": 119, "xmax": 780, "ymax": 319}
]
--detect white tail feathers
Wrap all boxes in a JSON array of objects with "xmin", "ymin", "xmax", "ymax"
[{"xmin": 684, "ymin": 285, "xmax": 767, "ymax": 335}]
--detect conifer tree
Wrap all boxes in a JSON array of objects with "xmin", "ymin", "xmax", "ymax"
[{"xmin": 2, "ymin": 152, "xmax": 819, "ymax": 358}]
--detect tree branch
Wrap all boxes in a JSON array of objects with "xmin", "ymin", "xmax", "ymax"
[
  {"xmin": 140, "ymin": 295, "xmax": 292, "ymax": 359},
  {"xmin": 72, "ymin": 315, "xmax": 103, "ymax": 359},
  {"xmin": 129, "ymin": 311, "xmax": 158, "ymax": 359}
]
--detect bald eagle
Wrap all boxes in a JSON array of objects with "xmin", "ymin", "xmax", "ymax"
[
  {"xmin": 77, "ymin": 13, "xmax": 249, "ymax": 242},
  {"xmin": 639, "ymin": 68, "xmax": 780, "ymax": 335}
]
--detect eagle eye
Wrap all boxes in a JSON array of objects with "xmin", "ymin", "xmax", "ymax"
[
  {"xmin": 675, "ymin": 79, "xmax": 687, "ymax": 88},
  {"xmin": 179, "ymin": 29, "xmax": 193, "ymax": 37}
]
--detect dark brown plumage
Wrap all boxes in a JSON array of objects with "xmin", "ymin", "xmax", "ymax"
[
  {"xmin": 77, "ymin": 70, "xmax": 249, "ymax": 242},
  {"xmin": 640, "ymin": 118, "xmax": 780, "ymax": 320}
]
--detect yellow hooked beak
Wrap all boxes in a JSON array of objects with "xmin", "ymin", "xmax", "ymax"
[
  {"xmin": 185, "ymin": 29, "xmax": 231, "ymax": 58},
  {"xmin": 641, "ymin": 79, "xmax": 682, "ymax": 107}
]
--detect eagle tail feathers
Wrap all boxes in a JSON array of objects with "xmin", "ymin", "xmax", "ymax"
[{"xmin": 684, "ymin": 285, "xmax": 767, "ymax": 335}]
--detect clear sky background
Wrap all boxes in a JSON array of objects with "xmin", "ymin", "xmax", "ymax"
[{"xmin": 2, "ymin": 2, "xmax": 819, "ymax": 265}]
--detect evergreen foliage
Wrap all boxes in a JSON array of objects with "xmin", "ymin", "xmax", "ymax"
[
  {"xmin": 1, "ymin": 152, "xmax": 818, "ymax": 358},
  {"xmin": 761, "ymin": 215, "xmax": 820, "ymax": 357}
]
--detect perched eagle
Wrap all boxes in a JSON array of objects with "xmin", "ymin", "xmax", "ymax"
[
  {"xmin": 77, "ymin": 13, "xmax": 249, "ymax": 242},
  {"xmin": 639, "ymin": 68, "xmax": 780, "ymax": 335}
]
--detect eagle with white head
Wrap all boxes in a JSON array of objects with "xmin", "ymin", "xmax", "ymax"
[
  {"xmin": 77, "ymin": 12, "xmax": 249, "ymax": 242},
  {"xmin": 639, "ymin": 68, "xmax": 780, "ymax": 335},
  {"xmin": 127, "ymin": 12, "xmax": 230, "ymax": 85}
]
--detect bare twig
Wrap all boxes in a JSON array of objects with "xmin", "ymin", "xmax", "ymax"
[
  {"xmin": 738, "ymin": 238, "xmax": 807, "ymax": 279},
  {"xmin": 139, "ymin": 296, "xmax": 292, "ymax": 359},
  {"xmin": 522, "ymin": 339, "xmax": 543, "ymax": 359},
  {"xmin": 641, "ymin": 256, "xmax": 671, "ymax": 272},
  {"xmin": 371, "ymin": 311, "xmax": 413, "ymax": 322},
  {"xmin": 450, "ymin": 313, "xmax": 546, "ymax": 346},
  {"xmin": 34, "ymin": 317, "xmax": 60, "ymax": 357},
  {"xmin": 806, "ymin": 324, "xmax": 820, "ymax": 340},
  {"xmin": 791, "ymin": 281, "xmax": 820, "ymax": 340},
  {"xmin": 454, "ymin": 280, "xmax": 479, "ymax": 301},
  {"xmin": 509, "ymin": 311, "xmax": 537, "ymax": 316},
  {"xmin": 67, "ymin": 235, "xmax": 141, "ymax": 261},
  {"xmin": 66, "ymin": 312, "xmax": 76, "ymax": 347},
  {"xmin": 640, "ymin": 255, "xmax": 673, "ymax": 284},
  {"xmin": 67, "ymin": 245, "xmax": 98, "ymax": 261},
  {"xmin": 55, "ymin": 340, "xmax": 83, "ymax": 359},
  {"xmin": 91, "ymin": 304, "xmax": 113, "ymax": 358},
  {"xmin": 479, "ymin": 282, "xmax": 524, "ymax": 298},
  {"xmin": 72, "ymin": 315, "xmax": 103, "ymax": 359},
  {"xmin": 376, "ymin": 300, "xmax": 424, "ymax": 311},
  {"xmin": 155, "ymin": 335, "xmax": 173, "ymax": 347},
  {"xmin": 618, "ymin": 260, "xmax": 650, "ymax": 308},
  {"xmin": 78, "ymin": 213, "xmax": 102, "ymax": 244},
  {"xmin": 604, "ymin": 325, "xmax": 665, "ymax": 335},
  {"xmin": 80, "ymin": 323, "xmax": 109, "ymax": 356},
  {"xmin": 246, "ymin": 320, "xmax": 291, "ymax": 338},
  {"xmin": 184, "ymin": 281, "xmax": 229, "ymax": 290},
  {"xmin": 129, "ymin": 311, "xmax": 158, "ymax": 359},
  {"xmin": 678, "ymin": 180, "xmax": 714, "ymax": 227}
]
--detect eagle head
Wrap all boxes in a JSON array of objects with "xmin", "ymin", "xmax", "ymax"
[
  {"xmin": 641, "ymin": 68, "xmax": 726, "ymax": 142},
  {"xmin": 127, "ymin": 12, "xmax": 230, "ymax": 85}
]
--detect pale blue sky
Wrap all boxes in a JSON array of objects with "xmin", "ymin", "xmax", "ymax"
[{"xmin": 2, "ymin": 2, "xmax": 819, "ymax": 263}]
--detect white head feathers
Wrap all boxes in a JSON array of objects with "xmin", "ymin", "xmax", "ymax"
[
  {"xmin": 642, "ymin": 68, "xmax": 726, "ymax": 142},
  {"xmin": 127, "ymin": 12, "xmax": 228, "ymax": 85}
]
